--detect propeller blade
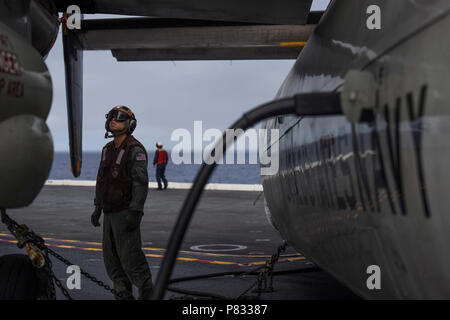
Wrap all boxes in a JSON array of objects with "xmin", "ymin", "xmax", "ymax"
[{"xmin": 61, "ymin": 16, "xmax": 83, "ymax": 177}]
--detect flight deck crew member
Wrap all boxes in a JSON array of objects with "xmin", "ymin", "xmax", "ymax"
[
  {"xmin": 153, "ymin": 142, "xmax": 168, "ymax": 190},
  {"xmin": 90, "ymin": 106, "xmax": 153, "ymax": 300}
]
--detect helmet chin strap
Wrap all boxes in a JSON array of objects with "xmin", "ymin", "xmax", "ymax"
[{"xmin": 105, "ymin": 120, "xmax": 130, "ymax": 138}]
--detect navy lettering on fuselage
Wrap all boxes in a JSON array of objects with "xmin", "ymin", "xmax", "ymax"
[
  {"xmin": 383, "ymin": 97, "xmax": 406, "ymax": 215},
  {"xmin": 371, "ymin": 91, "xmax": 396, "ymax": 214},
  {"xmin": 275, "ymin": 84, "xmax": 430, "ymax": 219},
  {"xmin": 378, "ymin": 85, "xmax": 430, "ymax": 218},
  {"xmin": 406, "ymin": 86, "xmax": 430, "ymax": 217}
]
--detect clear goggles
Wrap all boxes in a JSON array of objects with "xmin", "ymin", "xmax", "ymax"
[{"xmin": 105, "ymin": 109, "xmax": 132, "ymax": 122}]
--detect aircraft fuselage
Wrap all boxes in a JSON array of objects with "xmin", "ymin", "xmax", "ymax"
[{"xmin": 262, "ymin": 0, "xmax": 450, "ymax": 299}]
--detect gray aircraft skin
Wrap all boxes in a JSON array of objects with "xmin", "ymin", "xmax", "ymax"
[
  {"xmin": 262, "ymin": 0, "xmax": 450, "ymax": 299},
  {"xmin": 1, "ymin": 0, "xmax": 450, "ymax": 300},
  {"xmin": 0, "ymin": 0, "xmax": 56, "ymax": 208}
]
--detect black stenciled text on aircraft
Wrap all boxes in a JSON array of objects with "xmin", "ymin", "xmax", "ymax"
[{"xmin": 276, "ymin": 85, "xmax": 430, "ymax": 219}]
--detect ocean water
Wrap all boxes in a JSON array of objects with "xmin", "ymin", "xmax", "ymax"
[{"xmin": 49, "ymin": 152, "xmax": 262, "ymax": 184}]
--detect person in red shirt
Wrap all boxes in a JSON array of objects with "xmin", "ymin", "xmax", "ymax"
[{"xmin": 152, "ymin": 142, "xmax": 168, "ymax": 190}]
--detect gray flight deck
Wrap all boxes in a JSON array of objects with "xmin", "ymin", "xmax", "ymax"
[{"xmin": 0, "ymin": 185, "xmax": 359, "ymax": 300}]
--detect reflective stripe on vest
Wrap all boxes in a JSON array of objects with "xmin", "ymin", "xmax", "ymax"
[{"xmin": 116, "ymin": 149, "xmax": 125, "ymax": 164}]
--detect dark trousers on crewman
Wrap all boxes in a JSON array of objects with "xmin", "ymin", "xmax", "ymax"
[
  {"xmin": 156, "ymin": 163, "xmax": 168, "ymax": 189},
  {"xmin": 102, "ymin": 209, "xmax": 153, "ymax": 299}
]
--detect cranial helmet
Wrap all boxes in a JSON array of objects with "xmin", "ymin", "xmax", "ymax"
[{"xmin": 104, "ymin": 106, "xmax": 137, "ymax": 138}]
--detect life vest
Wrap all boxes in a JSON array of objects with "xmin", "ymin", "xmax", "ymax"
[
  {"xmin": 97, "ymin": 135, "xmax": 147, "ymax": 213},
  {"xmin": 156, "ymin": 149, "xmax": 168, "ymax": 165}
]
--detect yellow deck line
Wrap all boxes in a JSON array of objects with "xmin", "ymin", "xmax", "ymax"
[
  {"xmin": 0, "ymin": 237, "xmax": 303, "ymax": 267},
  {"xmin": 0, "ymin": 233, "xmax": 302, "ymax": 259}
]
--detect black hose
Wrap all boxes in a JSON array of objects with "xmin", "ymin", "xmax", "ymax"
[
  {"xmin": 169, "ymin": 266, "xmax": 265, "ymax": 284},
  {"xmin": 166, "ymin": 266, "xmax": 265, "ymax": 300},
  {"xmin": 168, "ymin": 266, "xmax": 320, "ymax": 285},
  {"xmin": 167, "ymin": 267, "xmax": 321, "ymax": 300},
  {"xmin": 152, "ymin": 93, "xmax": 341, "ymax": 300},
  {"xmin": 167, "ymin": 286, "xmax": 229, "ymax": 300}
]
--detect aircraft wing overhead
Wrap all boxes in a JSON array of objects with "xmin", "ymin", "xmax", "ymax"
[
  {"xmin": 73, "ymin": 18, "xmax": 316, "ymax": 61},
  {"xmin": 56, "ymin": 0, "xmax": 316, "ymax": 175},
  {"xmin": 55, "ymin": 0, "xmax": 313, "ymax": 25}
]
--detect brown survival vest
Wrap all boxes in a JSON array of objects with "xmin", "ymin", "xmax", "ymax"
[{"xmin": 97, "ymin": 135, "xmax": 147, "ymax": 213}]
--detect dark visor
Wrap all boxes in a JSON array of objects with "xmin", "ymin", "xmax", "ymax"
[{"xmin": 105, "ymin": 109, "xmax": 131, "ymax": 122}]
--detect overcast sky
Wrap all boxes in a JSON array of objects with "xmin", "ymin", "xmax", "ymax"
[{"xmin": 45, "ymin": 0, "xmax": 330, "ymax": 152}]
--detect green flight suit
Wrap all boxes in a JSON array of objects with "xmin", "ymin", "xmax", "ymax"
[{"xmin": 95, "ymin": 144, "xmax": 153, "ymax": 300}]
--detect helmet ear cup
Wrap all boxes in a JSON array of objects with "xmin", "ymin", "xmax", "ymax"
[
  {"xmin": 128, "ymin": 119, "xmax": 137, "ymax": 134},
  {"xmin": 105, "ymin": 119, "xmax": 111, "ymax": 132}
]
